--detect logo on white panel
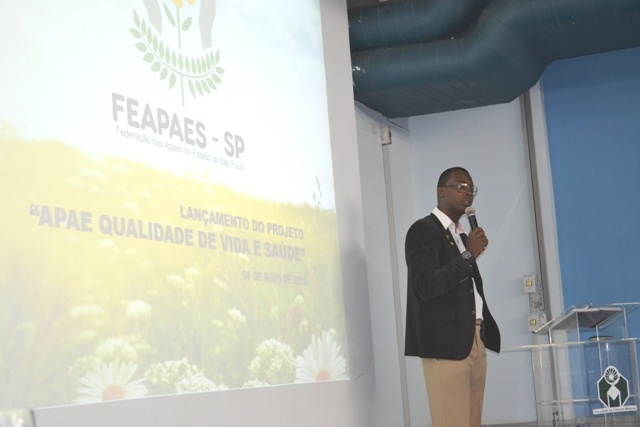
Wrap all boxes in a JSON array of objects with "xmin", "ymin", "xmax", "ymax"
[
  {"xmin": 131, "ymin": 0, "xmax": 224, "ymax": 105},
  {"xmin": 593, "ymin": 365, "xmax": 637, "ymax": 415}
]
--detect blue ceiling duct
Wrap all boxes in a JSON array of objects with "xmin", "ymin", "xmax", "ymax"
[
  {"xmin": 349, "ymin": 0, "xmax": 493, "ymax": 51},
  {"xmin": 350, "ymin": 0, "xmax": 640, "ymax": 118}
]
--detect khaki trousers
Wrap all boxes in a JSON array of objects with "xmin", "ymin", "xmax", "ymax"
[{"xmin": 421, "ymin": 323, "xmax": 487, "ymax": 427}]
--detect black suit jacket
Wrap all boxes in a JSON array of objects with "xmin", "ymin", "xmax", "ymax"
[{"xmin": 404, "ymin": 213, "xmax": 500, "ymax": 359}]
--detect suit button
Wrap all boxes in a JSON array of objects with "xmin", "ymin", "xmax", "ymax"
[
  {"xmin": 469, "ymin": 289, "xmax": 474, "ymax": 294},
  {"xmin": 471, "ymin": 310, "xmax": 476, "ymax": 315}
]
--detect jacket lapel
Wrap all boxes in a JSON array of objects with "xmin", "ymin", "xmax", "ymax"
[
  {"xmin": 429, "ymin": 213, "xmax": 461, "ymax": 257},
  {"xmin": 442, "ymin": 227, "xmax": 461, "ymax": 257}
]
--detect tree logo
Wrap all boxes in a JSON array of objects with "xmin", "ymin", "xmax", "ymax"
[
  {"xmin": 130, "ymin": 0, "xmax": 223, "ymax": 105},
  {"xmin": 593, "ymin": 365, "xmax": 637, "ymax": 414}
]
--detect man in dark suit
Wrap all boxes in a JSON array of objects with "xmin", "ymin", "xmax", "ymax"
[{"xmin": 404, "ymin": 167, "xmax": 500, "ymax": 427}]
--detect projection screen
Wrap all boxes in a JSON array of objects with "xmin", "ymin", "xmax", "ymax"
[{"xmin": 1, "ymin": 1, "xmax": 371, "ymax": 426}]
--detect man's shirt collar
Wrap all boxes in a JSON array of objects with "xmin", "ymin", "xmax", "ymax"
[{"xmin": 432, "ymin": 207, "xmax": 465, "ymax": 235}]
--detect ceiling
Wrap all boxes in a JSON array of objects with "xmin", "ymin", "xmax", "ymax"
[{"xmin": 347, "ymin": 0, "xmax": 640, "ymax": 118}]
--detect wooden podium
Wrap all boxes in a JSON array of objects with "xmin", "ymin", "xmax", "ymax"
[{"xmin": 510, "ymin": 303, "xmax": 640, "ymax": 426}]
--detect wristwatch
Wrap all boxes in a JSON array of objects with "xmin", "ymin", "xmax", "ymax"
[{"xmin": 462, "ymin": 250, "xmax": 474, "ymax": 261}]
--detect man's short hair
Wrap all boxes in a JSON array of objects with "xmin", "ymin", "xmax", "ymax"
[{"xmin": 437, "ymin": 167, "xmax": 469, "ymax": 188}]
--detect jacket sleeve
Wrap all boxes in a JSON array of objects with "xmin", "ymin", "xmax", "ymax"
[{"xmin": 405, "ymin": 218, "xmax": 475, "ymax": 301}]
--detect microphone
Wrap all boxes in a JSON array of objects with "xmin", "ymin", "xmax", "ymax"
[{"xmin": 465, "ymin": 207, "xmax": 478, "ymax": 230}]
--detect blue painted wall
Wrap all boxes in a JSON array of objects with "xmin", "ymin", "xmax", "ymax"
[
  {"xmin": 542, "ymin": 47, "xmax": 640, "ymax": 310},
  {"xmin": 542, "ymin": 48, "xmax": 640, "ymax": 416}
]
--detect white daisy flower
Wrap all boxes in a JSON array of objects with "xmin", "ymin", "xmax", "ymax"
[
  {"xmin": 294, "ymin": 331, "xmax": 348, "ymax": 383},
  {"xmin": 73, "ymin": 361, "xmax": 147, "ymax": 403}
]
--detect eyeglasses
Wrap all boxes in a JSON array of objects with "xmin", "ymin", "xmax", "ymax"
[{"xmin": 442, "ymin": 183, "xmax": 478, "ymax": 196}]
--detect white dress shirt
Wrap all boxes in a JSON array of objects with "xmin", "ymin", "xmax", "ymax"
[{"xmin": 432, "ymin": 207, "xmax": 484, "ymax": 320}]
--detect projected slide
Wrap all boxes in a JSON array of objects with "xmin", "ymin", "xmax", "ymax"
[{"xmin": 0, "ymin": 0, "xmax": 348, "ymax": 410}]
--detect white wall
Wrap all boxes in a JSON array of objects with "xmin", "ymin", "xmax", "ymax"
[
  {"xmin": 355, "ymin": 104, "xmax": 413, "ymax": 427},
  {"xmin": 356, "ymin": 98, "xmax": 543, "ymax": 425}
]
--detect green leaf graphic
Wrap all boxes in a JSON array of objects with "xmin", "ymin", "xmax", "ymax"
[
  {"xmin": 131, "ymin": 6, "xmax": 224, "ymax": 104},
  {"xmin": 201, "ymin": 79, "xmax": 211, "ymax": 94},
  {"xmin": 163, "ymin": 4, "xmax": 176, "ymax": 27},
  {"xmin": 182, "ymin": 17, "xmax": 192, "ymax": 32}
]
